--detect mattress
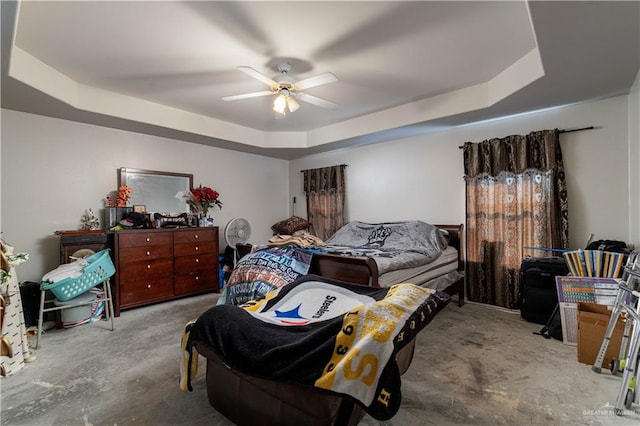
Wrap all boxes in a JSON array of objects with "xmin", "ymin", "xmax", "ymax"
[{"xmin": 379, "ymin": 246, "xmax": 459, "ymax": 288}]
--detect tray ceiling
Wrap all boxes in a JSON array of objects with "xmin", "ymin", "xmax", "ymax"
[{"xmin": 2, "ymin": 1, "xmax": 638, "ymax": 159}]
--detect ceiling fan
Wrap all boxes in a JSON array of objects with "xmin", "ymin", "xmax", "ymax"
[{"xmin": 222, "ymin": 62, "xmax": 338, "ymax": 115}]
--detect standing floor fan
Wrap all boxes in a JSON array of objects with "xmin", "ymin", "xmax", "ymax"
[{"xmin": 224, "ymin": 218, "xmax": 252, "ymax": 264}]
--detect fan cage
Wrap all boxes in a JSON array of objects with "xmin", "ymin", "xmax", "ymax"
[{"xmin": 225, "ymin": 218, "xmax": 251, "ymax": 247}]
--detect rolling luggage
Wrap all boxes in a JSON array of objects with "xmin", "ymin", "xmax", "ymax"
[{"xmin": 520, "ymin": 257, "xmax": 569, "ymax": 324}]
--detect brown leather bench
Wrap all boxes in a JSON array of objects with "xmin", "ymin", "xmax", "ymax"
[{"xmin": 194, "ymin": 338, "xmax": 416, "ymax": 426}]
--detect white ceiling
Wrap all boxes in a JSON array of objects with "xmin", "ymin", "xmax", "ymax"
[{"xmin": 1, "ymin": 1, "xmax": 639, "ymax": 159}]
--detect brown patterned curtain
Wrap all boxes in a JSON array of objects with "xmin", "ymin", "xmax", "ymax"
[
  {"xmin": 302, "ymin": 165, "xmax": 347, "ymax": 241},
  {"xmin": 463, "ymin": 129, "xmax": 569, "ymax": 308}
]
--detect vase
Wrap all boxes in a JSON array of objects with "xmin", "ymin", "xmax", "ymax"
[{"xmin": 198, "ymin": 212, "xmax": 214, "ymax": 227}]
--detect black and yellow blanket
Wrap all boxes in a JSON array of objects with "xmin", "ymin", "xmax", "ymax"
[{"xmin": 185, "ymin": 274, "xmax": 450, "ymax": 420}]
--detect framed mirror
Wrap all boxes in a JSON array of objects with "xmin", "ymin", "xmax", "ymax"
[{"xmin": 118, "ymin": 168, "xmax": 193, "ymax": 214}]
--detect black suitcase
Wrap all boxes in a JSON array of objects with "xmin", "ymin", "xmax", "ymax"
[{"xmin": 519, "ymin": 257, "xmax": 569, "ymax": 324}]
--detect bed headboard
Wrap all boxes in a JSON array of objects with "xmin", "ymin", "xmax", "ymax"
[{"xmin": 433, "ymin": 224, "xmax": 464, "ymax": 272}]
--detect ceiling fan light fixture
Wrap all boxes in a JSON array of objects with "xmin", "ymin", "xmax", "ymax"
[
  {"xmin": 273, "ymin": 93, "xmax": 287, "ymax": 115},
  {"xmin": 226, "ymin": 63, "xmax": 338, "ymax": 116},
  {"xmin": 286, "ymin": 96, "xmax": 300, "ymax": 113}
]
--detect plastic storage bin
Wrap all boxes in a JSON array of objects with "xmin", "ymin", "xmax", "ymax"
[{"xmin": 53, "ymin": 292, "xmax": 96, "ymax": 325}]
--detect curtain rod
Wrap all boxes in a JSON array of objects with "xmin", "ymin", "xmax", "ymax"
[
  {"xmin": 458, "ymin": 126, "xmax": 595, "ymax": 149},
  {"xmin": 300, "ymin": 164, "xmax": 348, "ymax": 172},
  {"xmin": 558, "ymin": 126, "xmax": 594, "ymax": 134}
]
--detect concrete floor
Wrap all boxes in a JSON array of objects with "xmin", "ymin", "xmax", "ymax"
[{"xmin": 1, "ymin": 293, "xmax": 639, "ymax": 425}]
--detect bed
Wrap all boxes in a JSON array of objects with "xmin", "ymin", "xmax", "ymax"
[
  {"xmin": 232, "ymin": 222, "xmax": 465, "ymax": 307},
  {"xmin": 182, "ymin": 222, "xmax": 460, "ymax": 424}
]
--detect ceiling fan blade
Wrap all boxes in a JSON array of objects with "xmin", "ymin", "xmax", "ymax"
[
  {"xmin": 293, "ymin": 72, "xmax": 337, "ymax": 91},
  {"xmin": 222, "ymin": 91, "xmax": 273, "ymax": 101},
  {"xmin": 296, "ymin": 93, "xmax": 339, "ymax": 110},
  {"xmin": 237, "ymin": 66, "xmax": 278, "ymax": 88}
]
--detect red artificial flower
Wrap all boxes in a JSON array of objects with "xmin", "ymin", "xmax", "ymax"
[{"xmin": 186, "ymin": 185, "xmax": 223, "ymax": 214}]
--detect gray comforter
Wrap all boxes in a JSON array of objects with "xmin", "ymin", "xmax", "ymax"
[{"xmin": 324, "ymin": 221, "xmax": 448, "ymax": 275}]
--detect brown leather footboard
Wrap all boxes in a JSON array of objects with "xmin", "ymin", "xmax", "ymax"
[{"xmin": 194, "ymin": 339, "xmax": 416, "ymax": 426}]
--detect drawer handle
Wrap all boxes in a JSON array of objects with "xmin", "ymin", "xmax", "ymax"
[
  {"xmin": 195, "ymin": 246, "xmax": 199, "ymax": 251},
  {"xmin": 195, "ymin": 276, "xmax": 199, "ymax": 281},
  {"xmin": 195, "ymin": 258, "xmax": 199, "ymax": 263},
  {"xmin": 147, "ymin": 284, "xmax": 152, "ymax": 289},
  {"xmin": 146, "ymin": 237, "xmax": 150, "ymax": 242},
  {"xmin": 194, "ymin": 234, "xmax": 199, "ymax": 239},
  {"xmin": 147, "ymin": 264, "xmax": 151, "ymax": 269},
  {"xmin": 146, "ymin": 251, "xmax": 150, "ymax": 256}
]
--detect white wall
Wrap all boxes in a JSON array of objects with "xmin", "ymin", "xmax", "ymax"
[
  {"xmin": 1, "ymin": 110, "xmax": 289, "ymax": 282},
  {"xmin": 290, "ymin": 95, "xmax": 632, "ymax": 251},
  {"xmin": 290, "ymin": 134, "xmax": 466, "ymax": 226},
  {"xmin": 628, "ymin": 69, "xmax": 640, "ymax": 248},
  {"xmin": 2, "ymin": 93, "xmax": 636, "ymax": 283}
]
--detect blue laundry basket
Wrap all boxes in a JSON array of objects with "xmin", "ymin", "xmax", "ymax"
[{"xmin": 41, "ymin": 249, "xmax": 115, "ymax": 302}]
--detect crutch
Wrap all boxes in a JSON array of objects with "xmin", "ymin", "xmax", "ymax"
[
  {"xmin": 613, "ymin": 275, "xmax": 640, "ymax": 414},
  {"xmin": 591, "ymin": 252, "xmax": 639, "ymax": 374},
  {"xmin": 611, "ymin": 254, "xmax": 640, "ymax": 375}
]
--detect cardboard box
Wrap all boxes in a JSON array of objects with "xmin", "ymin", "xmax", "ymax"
[{"xmin": 577, "ymin": 302, "xmax": 625, "ymax": 366}]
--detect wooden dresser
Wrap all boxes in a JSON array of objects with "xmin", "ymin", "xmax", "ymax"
[{"xmin": 109, "ymin": 227, "xmax": 219, "ymax": 315}]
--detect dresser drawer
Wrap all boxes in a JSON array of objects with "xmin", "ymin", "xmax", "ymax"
[
  {"xmin": 117, "ymin": 231, "xmax": 173, "ymax": 248},
  {"xmin": 120, "ymin": 276, "xmax": 174, "ymax": 307},
  {"xmin": 118, "ymin": 258, "xmax": 173, "ymax": 283},
  {"xmin": 175, "ymin": 253, "xmax": 218, "ymax": 274},
  {"xmin": 174, "ymin": 270, "xmax": 217, "ymax": 295},
  {"xmin": 119, "ymin": 245, "xmax": 173, "ymax": 264},
  {"xmin": 173, "ymin": 229, "xmax": 217, "ymax": 244},
  {"xmin": 174, "ymin": 242, "xmax": 217, "ymax": 257}
]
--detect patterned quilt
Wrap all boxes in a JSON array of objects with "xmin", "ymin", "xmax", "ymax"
[{"xmin": 218, "ymin": 247, "xmax": 313, "ymax": 305}]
